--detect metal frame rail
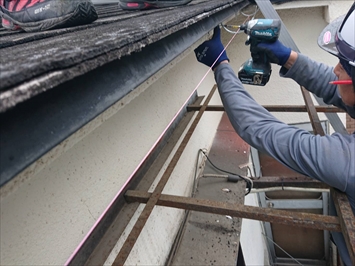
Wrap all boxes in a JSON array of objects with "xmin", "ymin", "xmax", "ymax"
[
  {"xmin": 112, "ymin": 85, "xmax": 218, "ymax": 265},
  {"xmin": 109, "ymin": 85, "xmax": 354, "ymax": 265},
  {"xmin": 63, "ymin": 86, "xmax": 354, "ymax": 265}
]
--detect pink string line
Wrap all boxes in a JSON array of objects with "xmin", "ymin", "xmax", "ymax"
[{"xmin": 64, "ymin": 21, "xmax": 245, "ymax": 266}]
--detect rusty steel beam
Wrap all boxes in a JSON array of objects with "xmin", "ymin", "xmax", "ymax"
[
  {"xmin": 187, "ymin": 105, "xmax": 345, "ymax": 113},
  {"xmin": 301, "ymin": 86, "xmax": 325, "ymax": 136},
  {"xmin": 331, "ymin": 189, "xmax": 355, "ymax": 264},
  {"xmin": 125, "ymin": 190, "xmax": 341, "ymax": 232},
  {"xmin": 252, "ymin": 176, "xmax": 329, "ymax": 189},
  {"xmin": 82, "ymin": 96, "xmax": 205, "ymax": 266},
  {"xmin": 112, "ymin": 85, "xmax": 217, "ymax": 266}
]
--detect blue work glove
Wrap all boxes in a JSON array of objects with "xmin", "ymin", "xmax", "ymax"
[
  {"xmin": 194, "ymin": 26, "xmax": 229, "ymax": 69},
  {"xmin": 251, "ymin": 40, "xmax": 291, "ymax": 66}
]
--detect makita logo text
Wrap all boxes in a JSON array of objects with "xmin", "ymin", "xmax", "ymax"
[
  {"xmin": 34, "ymin": 4, "xmax": 51, "ymax": 14},
  {"xmin": 254, "ymin": 31, "xmax": 272, "ymax": 36}
]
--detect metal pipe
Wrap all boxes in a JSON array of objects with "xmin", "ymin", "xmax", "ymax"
[
  {"xmin": 250, "ymin": 187, "xmax": 330, "ymax": 193},
  {"xmin": 187, "ymin": 105, "xmax": 345, "ymax": 113}
]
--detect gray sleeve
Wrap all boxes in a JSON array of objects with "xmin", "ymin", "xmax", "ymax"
[
  {"xmin": 214, "ymin": 63, "xmax": 355, "ymax": 196},
  {"xmin": 279, "ymin": 53, "xmax": 355, "ymax": 118}
]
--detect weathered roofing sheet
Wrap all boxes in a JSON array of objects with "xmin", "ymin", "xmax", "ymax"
[
  {"xmin": 0, "ymin": 0, "xmax": 251, "ymax": 187},
  {"xmin": 0, "ymin": 0, "xmax": 248, "ymax": 112}
]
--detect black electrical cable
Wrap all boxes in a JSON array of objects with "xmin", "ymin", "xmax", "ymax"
[
  {"xmin": 198, "ymin": 149, "xmax": 253, "ymax": 195},
  {"xmin": 192, "ymin": 148, "xmax": 205, "ymax": 197}
]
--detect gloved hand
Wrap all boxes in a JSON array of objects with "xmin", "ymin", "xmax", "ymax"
[
  {"xmin": 251, "ymin": 40, "xmax": 291, "ymax": 66},
  {"xmin": 194, "ymin": 26, "xmax": 229, "ymax": 69}
]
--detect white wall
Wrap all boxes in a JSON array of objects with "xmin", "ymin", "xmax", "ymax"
[{"xmin": 0, "ymin": 42, "xmax": 223, "ymax": 264}]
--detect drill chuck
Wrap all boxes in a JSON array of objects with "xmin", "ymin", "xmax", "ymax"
[{"xmin": 240, "ymin": 19, "xmax": 281, "ymax": 42}]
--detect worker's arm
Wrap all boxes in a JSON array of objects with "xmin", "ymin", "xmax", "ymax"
[
  {"xmin": 256, "ymin": 42, "xmax": 355, "ymax": 117},
  {"xmin": 214, "ymin": 63, "xmax": 355, "ymax": 201},
  {"xmin": 194, "ymin": 27, "xmax": 354, "ymax": 201},
  {"xmin": 215, "ymin": 61, "xmax": 355, "ymax": 266},
  {"xmin": 197, "ymin": 26, "xmax": 354, "ymax": 266},
  {"xmin": 280, "ymin": 53, "xmax": 355, "ymax": 117}
]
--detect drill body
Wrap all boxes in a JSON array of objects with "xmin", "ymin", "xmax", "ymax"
[{"xmin": 238, "ymin": 19, "xmax": 281, "ymax": 86}]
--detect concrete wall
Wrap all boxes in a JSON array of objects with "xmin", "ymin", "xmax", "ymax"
[{"xmin": 0, "ymin": 1, "xmax": 352, "ymax": 265}]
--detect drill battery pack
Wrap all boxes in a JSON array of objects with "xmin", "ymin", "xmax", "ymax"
[{"xmin": 238, "ymin": 58, "xmax": 271, "ymax": 86}]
